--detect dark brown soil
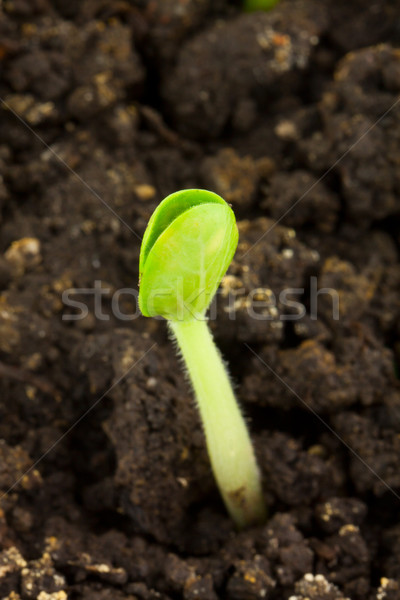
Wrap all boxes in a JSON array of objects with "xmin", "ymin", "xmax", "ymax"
[{"xmin": 1, "ymin": 0, "xmax": 400, "ymax": 598}]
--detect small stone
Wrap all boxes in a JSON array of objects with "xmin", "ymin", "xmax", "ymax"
[
  {"xmin": 275, "ymin": 120, "xmax": 298, "ymax": 140},
  {"xmin": 135, "ymin": 184, "xmax": 156, "ymax": 201},
  {"xmin": 294, "ymin": 573, "xmax": 351, "ymax": 599},
  {"xmin": 4, "ymin": 237, "xmax": 41, "ymax": 276},
  {"xmin": 0, "ymin": 547, "xmax": 27, "ymax": 578},
  {"xmin": 37, "ymin": 593, "xmax": 67, "ymax": 600},
  {"xmin": 21, "ymin": 552, "xmax": 66, "ymax": 599}
]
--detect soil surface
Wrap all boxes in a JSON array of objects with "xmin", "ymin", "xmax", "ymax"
[{"xmin": 1, "ymin": 0, "xmax": 400, "ymax": 599}]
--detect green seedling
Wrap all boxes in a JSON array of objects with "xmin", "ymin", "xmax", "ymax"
[
  {"xmin": 139, "ymin": 189, "xmax": 266, "ymax": 528},
  {"xmin": 243, "ymin": 0, "xmax": 280, "ymax": 11}
]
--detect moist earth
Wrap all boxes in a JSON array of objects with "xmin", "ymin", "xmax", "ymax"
[{"xmin": 0, "ymin": 0, "xmax": 400, "ymax": 599}]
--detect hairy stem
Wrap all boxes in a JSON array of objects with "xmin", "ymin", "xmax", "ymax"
[{"xmin": 169, "ymin": 318, "xmax": 266, "ymax": 528}]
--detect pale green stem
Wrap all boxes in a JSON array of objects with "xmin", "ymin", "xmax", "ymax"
[{"xmin": 168, "ymin": 318, "xmax": 266, "ymax": 528}]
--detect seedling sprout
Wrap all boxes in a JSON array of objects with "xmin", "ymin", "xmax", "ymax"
[
  {"xmin": 139, "ymin": 189, "xmax": 266, "ymax": 528},
  {"xmin": 243, "ymin": 0, "xmax": 280, "ymax": 11}
]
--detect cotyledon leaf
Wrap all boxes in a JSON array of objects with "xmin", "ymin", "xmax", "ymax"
[
  {"xmin": 139, "ymin": 190, "xmax": 238, "ymax": 320},
  {"xmin": 139, "ymin": 189, "xmax": 227, "ymax": 275}
]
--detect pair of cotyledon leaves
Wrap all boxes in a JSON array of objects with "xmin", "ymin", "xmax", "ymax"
[{"xmin": 139, "ymin": 190, "xmax": 238, "ymax": 321}]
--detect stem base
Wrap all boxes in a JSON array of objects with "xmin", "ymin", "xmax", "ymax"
[{"xmin": 169, "ymin": 319, "xmax": 266, "ymax": 528}]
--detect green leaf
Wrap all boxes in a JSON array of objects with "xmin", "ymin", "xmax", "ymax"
[
  {"xmin": 243, "ymin": 0, "xmax": 280, "ymax": 12},
  {"xmin": 139, "ymin": 189, "xmax": 238, "ymax": 321}
]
